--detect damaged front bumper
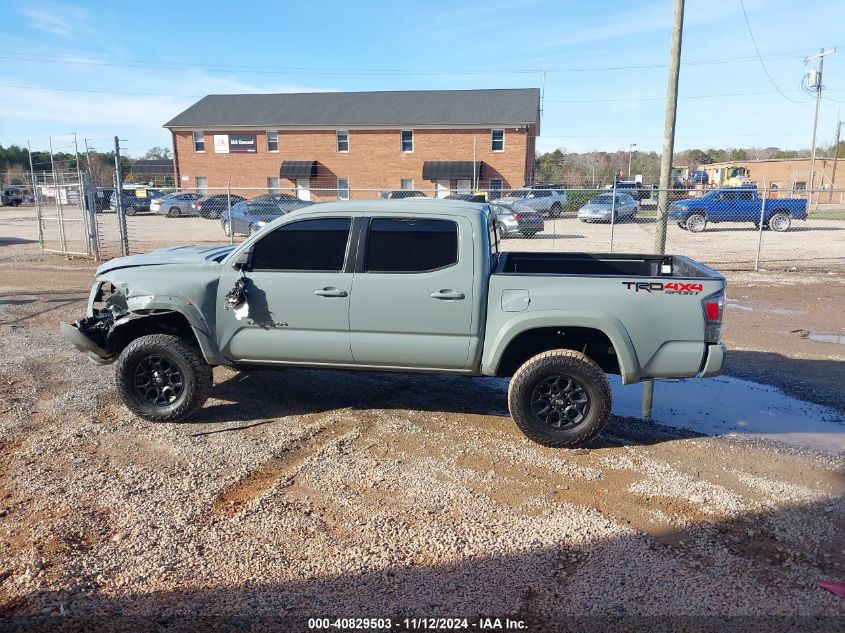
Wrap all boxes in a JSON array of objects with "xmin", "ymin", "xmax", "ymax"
[{"xmin": 60, "ymin": 319, "xmax": 113, "ymax": 364}]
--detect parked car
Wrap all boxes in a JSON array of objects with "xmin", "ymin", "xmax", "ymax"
[
  {"xmin": 614, "ymin": 181, "xmax": 652, "ymax": 202},
  {"xmin": 62, "ymin": 198, "xmax": 726, "ymax": 449},
  {"xmin": 577, "ymin": 193, "xmax": 639, "ymax": 223},
  {"xmin": 108, "ymin": 188, "xmax": 165, "ymax": 215},
  {"xmin": 490, "ymin": 201, "xmax": 544, "ymax": 238},
  {"xmin": 689, "ymin": 170, "xmax": 709, "ymax": 184},
  {"xmin": 1, "ymin": 186, "xmax": 24, "ymax": 207},
  {"xmin": 497, "ymin": 185, "xmax": 568, "ymax": 217},
  {"xmin": 379, "ymin": 190, "xmax": 427, "ymax": 200},
  {"xmin": 444, "ymin": 193, "xmax": 488, "ymax": 202},
  {"xmin": 669, "ymin": 186, "xmax": 807, "ymax": 232},
  {"xmin": 248, "ymin": 193, "xmax": 314, "ymax": 214},
  {"xmin": 151, "ymin": 192, "xmax": 203, "ymax": 217},
  {"xmin": 93, "ymin": 188, "xmax": 115, "ymax": 212},
  {"xmin": 222, "ymin": 199, "xmax": 314, "ymax": 236},
  {"xmin": 193, "ymin": 194, "xmax": 247, "ymax": 219}
]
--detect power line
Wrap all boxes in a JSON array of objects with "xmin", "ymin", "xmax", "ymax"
[
  {"xmin": 0, "ymin": 83, "xmax": 201, "ymax": 98},
  {"xmin": 547, "ymin": 90, "xmax": 812, "ymax": 103},
  {"xmin": 738, "ymin": 0, "xmax": 805, "ymax": 103},
  {"xmin": 0, "ymin": 48, "xmax": 815, "ymax": 77}
]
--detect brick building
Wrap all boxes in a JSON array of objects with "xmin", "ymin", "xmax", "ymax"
[
  {"xmin": 702, "ymin": 157, "xmax": 838, "ymax": 192},
  {"xmin": 163, "ymin": 88, "xmax": 540, "ymax": 200}
]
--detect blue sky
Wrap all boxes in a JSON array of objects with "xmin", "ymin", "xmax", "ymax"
[{"xmin": 1, "ymin": 0, "xmax": 843, "ymax": 157}]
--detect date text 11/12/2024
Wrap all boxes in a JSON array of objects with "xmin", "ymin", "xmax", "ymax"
[{"xmin": 307, "ymin": 617, "xmax": 528, "ymax": 630}]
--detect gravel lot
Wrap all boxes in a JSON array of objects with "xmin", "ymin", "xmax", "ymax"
[{"xmin": 1, "ymin": 240, "xmax": 844, "ymax": 630}]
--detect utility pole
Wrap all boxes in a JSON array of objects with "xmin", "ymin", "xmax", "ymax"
[
  {"xmin": 645, "ymin": 0, "xmax": 684, "ymax": 420},
  {"xmin": 113, "ymin": 136, "xmax": 129, "ymax": 257},
  {"xmin": 627, "ymin": 143, "xmax": 637, "ymax": 180},
  {"xmin": 805, "ymin": 48, "xmax": 835, "ymax": 196}
]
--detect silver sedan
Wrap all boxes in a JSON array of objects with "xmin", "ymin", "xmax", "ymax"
[
  {"xmin": 150, "ymin": 192, "xmax": 203, "ymax": 217},
  {"xmin": 577, "ymin": 193, "xmax": 638, "ymax": 222}
]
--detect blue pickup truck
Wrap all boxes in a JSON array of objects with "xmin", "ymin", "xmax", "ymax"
[{"xmin": 669, "ymin": 186, "xmax": 807, "ymax": 233}]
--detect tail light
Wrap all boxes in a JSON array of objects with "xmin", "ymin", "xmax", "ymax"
[
  {"xmin": 702, "ymin": 292, "xmax": 724, "ymax": 344},
  {"xmin": 192, "ymin": 202, "xmax": 200, "ymax": 210}
]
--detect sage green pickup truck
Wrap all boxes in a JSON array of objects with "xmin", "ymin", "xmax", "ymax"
[{"xmin": 61, "ymin": 199, "xmax": 726, "ymax": 447}]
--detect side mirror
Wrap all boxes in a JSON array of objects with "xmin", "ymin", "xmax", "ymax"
[{"xmin": 232, "ymin": 248, "xmax": 252, "ymax": 270}]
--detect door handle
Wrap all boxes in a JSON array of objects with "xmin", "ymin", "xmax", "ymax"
[
  {"xmin": 314, "ymin": 287, "xmax": 348, "ymax": 297},
  {"xmin": 430, "ymin": 289, "xmax": 465, "ymax": 300}
]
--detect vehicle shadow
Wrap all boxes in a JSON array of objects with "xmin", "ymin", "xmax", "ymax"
[
  {"xmin": 4, "ymin": 495, "xmax": 843, "ymax": 628},
  {"xmin": 190, "ymin": 368, "xmax": 698, "ymax": 448},
  {"xmin": 0, "ymin": 237, "xmax": 37, "ymax": 246}
]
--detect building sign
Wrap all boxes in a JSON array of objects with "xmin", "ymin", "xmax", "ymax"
[
  {"xmin": 212, "ymin": 134, "xmax": 257, "ymax": 154},
  {"xmin": 213, "ymin": 135, "xmax": 229, "ymax": 153},
  {"xmin": 228, "ymin": 134, "xmax": 257, "ymax": 153}
]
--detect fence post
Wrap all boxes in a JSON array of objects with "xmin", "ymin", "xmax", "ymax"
[
  {"xmin": 609, "ymin": 180, "xmax": 617, "ymax": 253},
  {"xmin": 113, "ymin": 136, "xmax": 129, "ymax": 257},
  {"xmin": 227, "ymin": 177, "xmax": 234, "ymax": 245},
  {"xmin": 27, "ymin": 142, "xmax": 44, "ymax": 250},
  {"xmin": 82, "ymin": 173, "xmax": 100, "ymax": 260},
  {"xmin": 48, "ymin": 137, "xmax": 67, "ymax": 253},
  {"xmin": 754, "ymin": 180, "xmax": 768, "ymax": 271}
]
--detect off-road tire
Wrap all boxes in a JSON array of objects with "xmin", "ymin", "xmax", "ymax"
[
  {"xmin": 115, "ymin": 334, "xmax": 213, "ymax": 422},
  {"xmin": 507, "ymin": 349, "xmax": 611, "ymax": 448}
]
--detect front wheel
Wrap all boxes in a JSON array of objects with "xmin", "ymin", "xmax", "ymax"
[
  {"xmin": 222, "ymin": 220, "xmax": 232, "ymax": 237},
  {"xmin": 507, "ymin": 349, "xmax": 611, "ymax": 447},
  {"xmin": 685, "ymin": 213, "xmax": 706, "ymax": 233},
  {"xmin": 115, "ymin": 334, "xmax": 213, "ymax": 422},
  {"xmin": 167, "ymin": 206, "xmax": 180, "ymax": 218},
  {"xmin": 125, "ymin": 205, "xmax": 138, "ymax": 216},
  {"xmin": 768, "ymin": 211, "xmax": 791, "ymax": 232}
]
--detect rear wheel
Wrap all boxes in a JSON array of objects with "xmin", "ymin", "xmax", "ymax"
[
  {"xmin": 222, "ymin": 220, "xmax": 232, "ymax": 237},
  {"xmin": 507, "ymin": 349, "xmax": 611, "ymax": 448},
  {"xmin": 769, "ymin": 211, "xmax": 791, "ymax": 232},
  {"xmin": 685, "ymin": 213, "xmax": 706, "ymax": 233},
  {"xmin": 125, "ymin": 205, "xmax": 138, "ymax": 216},
  {"xmin": 167, "ymin": 206, "xmax": 180, "ymax": 218},
  {"xmin": 115, "ymin": 334, "xmax": 213, "ymax": 422}
]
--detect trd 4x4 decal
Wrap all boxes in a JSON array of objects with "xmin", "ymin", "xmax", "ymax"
[{"xmin": 622, "ymin": 281, "xmax": 703, "ymax": 295}]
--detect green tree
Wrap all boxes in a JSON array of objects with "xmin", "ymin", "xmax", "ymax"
[{"xmin": 143, "ymin": 146, "xmax": 173, "ymax": 160}]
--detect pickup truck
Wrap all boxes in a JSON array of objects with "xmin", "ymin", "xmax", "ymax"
[
  {"xmin": 669, "ymin": 186, "xmax": 807, "ymax": 233},
  {"xmin": 61, "ymin": 199, "xmax": 727, "ymax": 448}
]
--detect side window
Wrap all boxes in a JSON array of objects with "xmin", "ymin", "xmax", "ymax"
[
  {"xmin": 251, "ymin": 218, "xmax": 351, "ymax": 271},
  {"xmin": 739, "ymin": 190, "xmax": 754, "ymax": 201},
  {"xmin": 366, "ymin": 218, "xmax": 458, "ymax": 273},
  {"xmin": 534, "ymin": 190, "xmax": 551, "ymax": 198}
]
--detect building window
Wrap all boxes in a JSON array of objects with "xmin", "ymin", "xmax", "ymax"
[
  {"xmin": 489, "ymin": 178, "xmax": 503, "ymax": 200},
  {"xmin": 193, "ymin": 131, "xmax": 205, "ymax": 152},
  {"xmin": 491, "ymin": 129, "xmax": 505, "ymax": 152},
  {"xmin": 400, "ymin": 178, "xmax": 414, "ymax": 190},
  {"xmin": 251, "ymin": 218, "xmax": 352, "ymax": 272},
  {"xmin": 365, "ymin": 218, "xmax": 458, "ymax": 273},
  {"xmin": 267, "ymin": 177, "xmax": 280, "ymax": 193},
  {"xmin": 195, "ymin": 176, "xmax": 207, "ymax": 194},
  {"xmin": 794, "ymin": 181, "xmax": 807, "ymax": 191},
  {"xmin": 337, "ymin": 178, "xmax": 350, "ymax": 200},
  {"xmin": 401, "ymin": 130, "xmax": 414, "ymax": 153},
  {"xmin": 267, "ymin": 131, "xmax": 278, "ymax": 152},
  {"xmin": 336, "ymin": 130, "xmax": 349, "ymax": 153}
]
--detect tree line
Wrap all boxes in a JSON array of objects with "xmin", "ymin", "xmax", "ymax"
[{"xmin": 534, "ymin": 142, "xmax": 845, "ymax": 187}]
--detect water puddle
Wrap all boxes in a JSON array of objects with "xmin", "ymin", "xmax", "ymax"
[
  {"xmin": 610, "ymin": 375, "xmax": 845, "ymax": 454},
  {"xmin": 807, "ymin": 333, "xmax": 845, "ymax": 345}
]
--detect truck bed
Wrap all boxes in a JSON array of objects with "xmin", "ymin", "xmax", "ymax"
[{"xmin": 495, "ymin": 252, "xmax": 722, "ymax": 279}]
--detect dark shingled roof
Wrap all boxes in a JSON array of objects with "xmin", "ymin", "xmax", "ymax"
[
  {"xmin": 130, "ymin": 159, "xmax": 173, "ymax": 176},
  {"xmin": 164, "ymin": 89, "xmax": 540, "ymax": 129}
]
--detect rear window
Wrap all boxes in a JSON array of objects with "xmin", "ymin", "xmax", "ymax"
[{"xmin": 366, "ymin": 218, "xmax": 458, "ymax": 273}]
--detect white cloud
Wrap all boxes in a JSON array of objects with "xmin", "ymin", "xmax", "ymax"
[{"xmin": 18, "ymin": 2, "xmax": 91, "ymax": 36}]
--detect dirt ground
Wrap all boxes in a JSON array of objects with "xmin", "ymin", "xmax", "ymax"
[{"xmin": 0, "ymin": 241, "xmax": 844, "ymax": 630}]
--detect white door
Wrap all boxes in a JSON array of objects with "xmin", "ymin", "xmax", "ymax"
[
  {"xmin": 456, "ymin": 179, "xmax": 471, "ymax": 195},
  {"xmin": 296, "ymin": 179, "xmax": 311, "ymax": 201},
  {"xmin": 435, "ymin": 180, "xmax": 450, "ymax": 198}
]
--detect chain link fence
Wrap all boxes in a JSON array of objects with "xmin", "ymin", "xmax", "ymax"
[
  {"xmin": 25, "ymin": 173, "xmax": 845, "ymax": 273},
  {"xmin": 90, "ymin": 183, "xmax": 842, "ymax": 273}
]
